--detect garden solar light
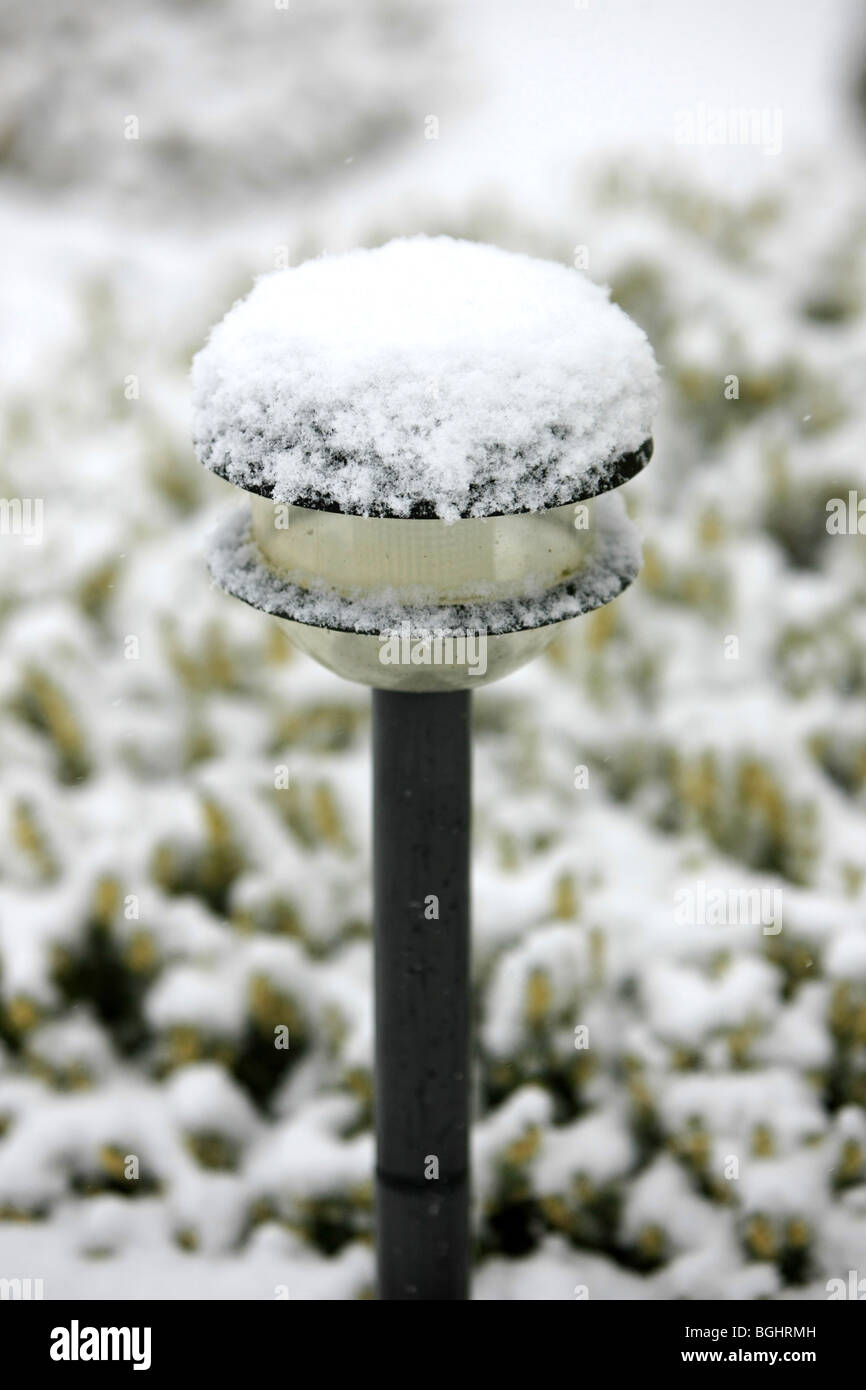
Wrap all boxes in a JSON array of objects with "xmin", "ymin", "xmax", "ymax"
[{"xmin": 192, "ymin": 236, "xmax": 658, "ymax": 1300}]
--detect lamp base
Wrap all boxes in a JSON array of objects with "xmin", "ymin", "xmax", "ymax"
[{"xmin": 278, "ymin": 615, "xmax": 563, "ymax": 691}]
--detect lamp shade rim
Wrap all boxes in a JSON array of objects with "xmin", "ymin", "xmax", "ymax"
[{"xmin": 204, "ymin": 437, "xmax": 652, "ymax": 521}]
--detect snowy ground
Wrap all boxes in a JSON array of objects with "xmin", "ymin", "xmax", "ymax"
[{"xmin": 0, "ymin": 0, "xmax": 865, "ymax": 1300}]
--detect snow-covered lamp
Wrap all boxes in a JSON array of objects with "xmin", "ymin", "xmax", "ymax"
[
  {"xmin": 192, "ymin": 237, "xmax": 658, "ymax": 1302},
  {"xmin": 193, "ymin": 238, "xmax": 657, "ymax": 691}
]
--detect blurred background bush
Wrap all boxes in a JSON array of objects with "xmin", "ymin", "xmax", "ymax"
[{"xmin": 0, "ymin": 0, "xmax": 865, "ymax": 1299}]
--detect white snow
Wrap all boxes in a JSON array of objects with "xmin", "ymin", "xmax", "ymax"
[
  {"xmin": 192, "ymin": 237, "xmax": 659, "ymax": 522},
  {"xmin": 535, "ymin": 1108, "xmax": 635, "ymax": 1191}
]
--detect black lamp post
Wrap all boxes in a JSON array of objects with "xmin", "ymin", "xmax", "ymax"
[
  {"xmin": 192, "ymin": 236, "xmax": 657, "ymax": 1300},
  {"xmin": 373, "ymin": 688, "xmax": 471, "ymax": 1299}
]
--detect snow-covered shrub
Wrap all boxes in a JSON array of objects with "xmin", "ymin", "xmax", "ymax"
[{"xmin": 0, "ymin": 58, "xmax": 865, "ymax": 1296}]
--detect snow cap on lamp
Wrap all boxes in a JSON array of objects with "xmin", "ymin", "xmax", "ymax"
[{"xmin": 192, "ymin": 236, "xmax": 659, "ymax": 689}]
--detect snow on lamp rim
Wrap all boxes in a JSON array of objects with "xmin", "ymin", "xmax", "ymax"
[{"xmin": 191, "ymin": 236, "xmax": 659, "ymax": 523}]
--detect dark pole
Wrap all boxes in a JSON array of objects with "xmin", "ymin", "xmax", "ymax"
[{"xmin": 372, "ymin": 688, "xmax": 471, "ymax": 1300}]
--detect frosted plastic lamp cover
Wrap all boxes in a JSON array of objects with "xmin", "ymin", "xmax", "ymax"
[{"xmin": 206, "ymin": 493, "xmax": 642, "ymax": 690}]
